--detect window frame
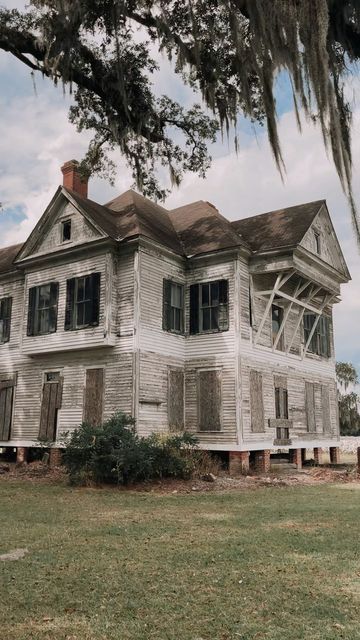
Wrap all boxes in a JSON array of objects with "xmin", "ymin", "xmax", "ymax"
[
  {"xmin": 27, "ymin": 282, "xmax": 58, "ymax": 337},
  {"xmin": 190, "ymin": 279, "xmax": 229, "ymax": 335},
  {"xmin": 0, "ymin": 297, "xmax": 12, "ymax": 344},
  {"xmin": 314, "ymin": 230, "xmax": 321, "ymax": 255},
  {"xmin": 64, "ymin": 272, "xmax": 101, "ymax": 332},
  {"xmin": 163, "ymin": 279, "xmax": 185, "ymax": 334},
  {"xmin": 61, "ymin": 219, "xmax": 72, "ymax": 243},
  {"xmin": 303, "ymin": 313, "xmax": 331, "ymax": 357},
  {"xmin": 271, "ymin": 303, "xmax": 284, "ymax": 350},
  {"xmin": 74, "ymin": 275, "xmax": 93, "ymax": 329}
]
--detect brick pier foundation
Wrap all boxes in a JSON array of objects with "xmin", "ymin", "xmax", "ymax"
[
  {"xmin": 329, "ymin": 447, "xmax": 340, "ymax": 464},
  {"xmin": 313, "ymin": 447, "xmax": 322, "ymax": 465},
  {"xmin": 49, "ymin": 448, "xmax": 62, "ymax": 468},
  {"xmin": 16, "ymin": 447, "xmax": 27, "ymax": 464},
  {"xmin": 254, "ymin": 450, "xmax": 271, "ymax": 474},
  {"xmin": 290, "ymin": 448, "xmax": 302, "ymax": 469},
  {"xmin": 229, "ymin": 451, "xmax": 250, "ymax": 476}
]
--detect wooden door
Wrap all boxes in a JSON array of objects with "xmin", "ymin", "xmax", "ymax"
[
  {"xmin": 84, "ymin": 368, "xmax": 104, "ymax": 426},
  {"xmin": 39, "ymin": 376, "xmax": 63, "ymax": 441},
  {"xmin": 0, "ymin": 378, "xmax": 15, "ymax": 441}
]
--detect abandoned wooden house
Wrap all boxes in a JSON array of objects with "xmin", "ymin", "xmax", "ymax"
[{"xmin": 0, "ymin": 160, "xmax": 350, "ymax": 472}]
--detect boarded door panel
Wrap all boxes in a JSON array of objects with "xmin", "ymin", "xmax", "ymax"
[
  {"xmin": 198, "ymin": 370, "xmax": 221, "ymax": 431},
  {"xmin": 305, "ymin": 382, "xmax": 316, "ymax": 432},
  {"xmin": 39, "ymin": 381, "xmax": 62, "ymax": 441},
  {"xmin": 84, "ymin": 368, "xmax": 104, "ymax": 426},
  {"xmin": 321, "ymin": 384, "xmax": 331, "ymax": 433},
  {"xmin": 250, "ymin": 370, "xmax": 265, "ymax": 432},
  {"xmin": 0, "ymin": 379, "xmax": 14, "ymax": 441},
  {"xmin": 168, "ymin": 368, "xmax": 184, "ymax": 431}
]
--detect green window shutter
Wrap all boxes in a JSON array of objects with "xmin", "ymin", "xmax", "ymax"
[
  {"xmin": 163, "ymin": 279, "xmax": 172, "ymax": 331},
  {"xmin": 190, "ymin": 284, "xmax": 199, "ymax": 334},
  {"xmin": 90, "ymin": 272, "xmax": 101, "ymax": 326},
  {"xmin": 64, "ymin": 278, "xmax": 76, "ymax": 331},
  {"xmin": 49, "ymin": 283, "xmax": 59, "ymax": 333},
  {"xmin": 27, "ymin": 287, "xmax": 37, "ymax": 336}
]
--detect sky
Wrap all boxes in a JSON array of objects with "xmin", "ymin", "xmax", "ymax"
[{"xmin": 0, "ymin": 1, "xmax": 359, "ymax": 372}]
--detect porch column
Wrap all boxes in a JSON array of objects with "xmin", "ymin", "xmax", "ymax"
[
  {"xmin": 229, "ymin": 451, "xmax": 250, "ymax": 476},
  {"xmin": 313, "ymin": 447, "xmax": 322, "ymax": 465},
  {"xmin": 329, "ymin": 447, "xmax": 340, "ymax": 464},
  {"xmin": 254, "ymin": 450, "xmax": 271, "ymax": 474}
]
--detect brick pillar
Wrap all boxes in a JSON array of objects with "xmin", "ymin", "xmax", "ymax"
[
  {"xmin": 254, "ymin": 450, "xmax": 271, "ymax": 474},
  {"xmin": 329, "ymin": 447, "xmax": 340, "ymax": 464},
  {"xmin": 290, "ymin": 448, "xmax": 302, "ymax": 469},
  {"xmin": 357, "ymin": 448, "xmax": 360, "ymax": 474},
  {"xmin": 16, "ymin": 447, "xmax": 27, "ymax": 464},
  {"xmin": 229, "ymin": 451, "xmax": 250, "ymax": 476},
  {"xmin": 301, "ymin": 448, "xmax": 307, "ymax": 464},
  {"xmin": 313, "ymin": 447, "xmax": 322, "ymax": 465},
  {"xmin": 49, "ymin": 448, "xmax": 62, "ymax": 468}
]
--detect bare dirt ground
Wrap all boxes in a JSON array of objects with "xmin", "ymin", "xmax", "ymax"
[{"xmin": 0, "ymin": 456, "xmax": 358, "ymax": 494}]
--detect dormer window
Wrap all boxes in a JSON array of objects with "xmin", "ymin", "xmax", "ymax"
[
  {"xmin": 314, "ymin": 230, "xmax": 321, "ymax": 255},
  {"xmin": 61, "ymin": 219, "xmax": 72, "ymax": 242}
]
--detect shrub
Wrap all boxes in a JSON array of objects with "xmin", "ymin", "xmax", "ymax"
[{"xmin": 62, "ymin": 412, "xmax": 199, "ymax": 485}]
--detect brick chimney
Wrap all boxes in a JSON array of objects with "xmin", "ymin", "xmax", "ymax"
[{"xmin": 61, "ymin": 160, "xmax": 88, "ymax": 198}]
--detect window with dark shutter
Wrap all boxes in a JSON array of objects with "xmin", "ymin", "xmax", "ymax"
[
  {"xmin": 163, "ymin": 279, "xmax": 184, "ymax": 333},
  {"xmin": 0, "ymin": 297, "xmax": 12, "ymax": 343},
  {"xmin": 190, "ymin": 280, "xmax": 229, "ymax": 334},
  {"xmin": 27, "ymin": 283, "xmax": 58, "ymax": 336},
  {"xmin": 65, "ymin": 273, "xmax": 100, "ymax": 330}
]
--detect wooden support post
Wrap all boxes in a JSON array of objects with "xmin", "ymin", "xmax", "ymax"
[
  {"xmin": 313, "ymin": 447, "xmax": 322, "ymax": 465},
  {"xmin": 49, "ymin": 448, "xmax": 62, "ymax": 468},
  {"xmin": 290, "ymin": 448, "xmax": 302, "ymax": 469},
  {"xmin": 16, "ymin": 447, "xmax": 27, "ymax": 464},
  {"xmin": 329, "ymin": 447, "xmax": 340, "ymax": 465},
  {"xmin": 254, "ymin": 450, "xmax": 271, "ymax": 474},
  {"xmin": 229, "ymin": 451, "xmax": 250, "ymax": 476}
]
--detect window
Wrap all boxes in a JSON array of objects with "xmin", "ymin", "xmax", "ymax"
[
  {"xmin": 65, "ymin": 273, "xmax": 100, "ymax": 331},
  {"xmin": 0, "ymin": 297, "xmax": 12, "ymax": 343},
  {"xmin": 275, "ymin": 387, "xmax": 288, "ymax": 419},
  {"xmin": 163, "ymin": 280, "xmax": 184, "ymax": 333},
  {"xmin": 27, "ymin": 283, "xmax": 58, "ymax": 336},
  {"xmin": 314, "ymin": 230, "xmax": 321, "ymax": 254},
  {"xmin": 271, "ymin": 304, "xmax": 284, "ymax": 349},
  {"xmin": 190, "ymin": 280, "xmax": 229, "ymax": 334},
  {"xmin": 61, "ymin": 219, "xmax": 72, "ymax": 242},
  {"xmin": 304, "ymin": 313, "xmax": 331, "ymax": 357}
]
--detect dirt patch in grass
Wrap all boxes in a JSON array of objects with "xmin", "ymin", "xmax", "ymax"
[
  {"xmin": 0, "ymin": 548, "xmax": 28, "ymax": 561},
  {"xmin": 264, "ymin": 519, "xmax": 331, "ymax": 532}
]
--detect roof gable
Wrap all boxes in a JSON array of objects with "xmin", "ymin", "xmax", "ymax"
[{"xmin": 231, "ymin": 200, "xmax": 324, "ymax": 252}]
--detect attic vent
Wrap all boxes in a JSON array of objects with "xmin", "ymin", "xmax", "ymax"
[{"xmin": 61, "ymin": 220, "xmax": 72, "ymax": 242}]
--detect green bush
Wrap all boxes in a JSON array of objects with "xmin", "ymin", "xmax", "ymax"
[{"xmin": 62, "ymin": 412, "xmax": 199, "ymax": 485}]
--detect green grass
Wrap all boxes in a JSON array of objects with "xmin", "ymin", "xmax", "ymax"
[{"xmin": 1, "ymin": 481, "xmax": 360, "ymax": 640}]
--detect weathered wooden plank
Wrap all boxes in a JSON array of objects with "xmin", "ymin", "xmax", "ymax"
[
  {"xmin": 198, "ymin": 370, "xmax": 222, "ymax": 432},
  {"xmin": 305, "ymin": 381, "xmax": 316, "ymax": 432},
  {"xmin": 168, "ymin": 368, "xmax": 184, "ymax": 432},
  {"xmin": 84, "ymin": 368, "xmax": 104, "ymax": 426},
  {"xmin": 0, "ymin": 378, "xmax": 15, "ymax": 391},
  {"xmin": 39, "ymin": 383, "xmax": 51, "ymax": 440},
  {"xmin": 250, "ymin": 370, "xmax": 265, "ymax": 432},
  {"xmin": 2, "ymin": 387, "xmax": 14, "ymax": 441},
  {"xmin": 321, "ymin": 384, "xmax": 331, "ymax": 433}
]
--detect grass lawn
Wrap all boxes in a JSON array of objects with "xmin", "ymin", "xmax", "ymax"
[{"xmin": 1, "ymin": 481, "xmax": 360, "ymax": 640}]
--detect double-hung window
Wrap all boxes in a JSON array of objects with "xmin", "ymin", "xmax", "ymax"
[
  {"xmin": 65, "ymin": 273, "xmax": 100, "ymax": 330},
  {"xmin": 163, "ymin": 280, "xmax": 184, "ymax": 333},
  {"xmin": 27, "ymin": 283, "xmax": 58, "ymax": 336},
  {"xmin": 304, "ymin": 313, "xmax": 331, "ymax": 356},
  {"xmin": 0, "ymin": 297, "xmax": 12, "ymax": 343},
  {"xmin": 190, "ymin": 280, "xmax": 229, "ymax": 334}
]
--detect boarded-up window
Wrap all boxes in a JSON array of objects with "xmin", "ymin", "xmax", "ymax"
[
  {"xmin": 39, "ymin": 374, "xmax": 63, "ymax": 441},
  {"xmin": 198, "ymin": 369, "xmax": 222, "ymax": 431},
  {"xmin": 250, "ymin": 370, "xmax": 265, "ymax": 432},
  {"xmin": 0, "ymin": 378, "xmax": 15, "ymax": 441},
  {"xmin": 321, "ymin": 384, "xmax": 331, "ymax": 433},
  {"xmin": 84, "ymin": 368, "xmax": 104, "ymax": 426},
  {"xmin": 168, "ymin": 368, "xmax": 184, "ymax": 431},
  {"xmin": 305, "ymin": 381, "xmax": 316, "ymax": 432}
]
